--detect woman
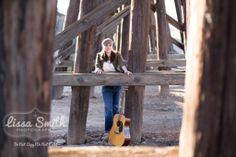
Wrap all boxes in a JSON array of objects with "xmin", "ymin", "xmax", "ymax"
[{"xmin": 94, "ymin": 38, "xmax": 131, "ymax": 141}]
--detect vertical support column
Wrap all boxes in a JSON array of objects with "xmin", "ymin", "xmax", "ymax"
[
  {"xmin": 67, "ymin": 0, "xmax": 98, "ymax": 144},
  {"xmin": 156, "ymin": 0, "xmax": 170, "ymax": 96},
  {"xmin": 180, "ymin": 0, "xmax": 236, "ymax": 157},
  {"xmin": 174, "ymin": 0, "xmax": 184, "ymax": 44},
  {"xmin": 127, "ymin": 0, "xmax": 150, "ymax": 143},
  {"xmin": 120, "ymin": 2, "xmax": 130, "ymax": 61},
  {"xmin": 149, "ymin": 0, "xmax": 157, "ymax": 54},
  {"xmin": 0, "ymin": 0, "xmax": 56, "ymax": 156}
]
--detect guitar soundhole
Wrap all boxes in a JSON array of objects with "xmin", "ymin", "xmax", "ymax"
[{"xmin": 116, "ymin": 121, "xmax": 123, "ymax": 133}]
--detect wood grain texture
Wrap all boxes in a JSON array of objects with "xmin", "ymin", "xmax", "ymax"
[
  {"xmin": 53, "ymin": 72, "xmax": 185, "ymax": 86},
  {"xmin": 125, "ymin": 0, "xmax": 150, "ymax": 143},
  {"xmin": 0, "ymin": 0, "xmax": 56, "ymax": 156},
  {"xmin": 54, "ymin": 59, "xmax": 186, "ymax": 68},
  {"xmin": 180, "ymin": 0, "xmax": 236, "ymax": 157},
  {"xmin": 67, "ymin": 0, "xmax": 102, "ymax": 145},
  {"xmin": 174, "ymin": 0, "xmax": 184, "ymax": 44},
  {"xmin": 96, "ymin": 6, "xmax": 130, "ymax": 36},
  {"xmin": 120, "ymin": 2, "xmax": 130, "ymax": 60},
  {"xmin": 156, "ymin": 0, "xmax": 170, "ymax": 95}
]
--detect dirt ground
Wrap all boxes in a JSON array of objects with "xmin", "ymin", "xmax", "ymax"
[{"xmin": 50, "ymin": 85, "xmax": 184, "ymax": 146}]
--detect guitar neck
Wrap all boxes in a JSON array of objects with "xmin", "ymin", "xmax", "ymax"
[{"xmin": 119, "ymin": 89, "xmax": 126, "ymax": 115}]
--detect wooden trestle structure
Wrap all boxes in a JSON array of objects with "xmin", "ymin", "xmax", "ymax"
[
  {"xmin": 1, "ymin": 0, "xmax": 236, "ymax": 157},
  {"xmin": 52, "ymin": 0, "xmax": 186, "ymax": 144}
]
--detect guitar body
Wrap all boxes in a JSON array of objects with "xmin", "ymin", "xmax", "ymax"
[
  {"xmin": 109, "ymin": 86, "xmax": 131, "ymax": 146},
  {"xmin": 109, "ymin": 114, "xmax": 126, "ymax": 146}
]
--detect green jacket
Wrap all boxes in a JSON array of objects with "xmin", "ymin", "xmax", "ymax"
[{"xmin": 95, "ymin": 51, "xmax": 126, "ymax": 72}]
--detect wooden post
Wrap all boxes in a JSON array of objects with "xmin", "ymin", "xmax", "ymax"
[
  {"xmin": 0, "ymin": 0, "xmax": 56, "ymax": 156},
  {"xmin": 67, "ymin": 0, "xmax": 99, "ymax": 144},
  {"xmin": 156, "ymin": 0, "xmax": 170, "ymax": 96},
  {"xmin": 121, "ymin": 2, "xmax": 131, "ymax": 117},
  {"xmin": 182, "ymin": 0, "xmax": 187, "ymax": 50},
  {"xmin": 180, "ymin": 0, "xmax": 236, "ymax": 156},
  {"xmin": 127, "ymin": 0, "xmax": 150, "ymax": 143},
  {"xmin": 149, "ymin": 1, "xmax": 157, "ymax": 54},
  {"xmin": 116, "ymin": 7, "xmax": 122, "ymax": 52},
  {"xmin": 174, "ymin": 0, "xmax": 184, "ymax": 44},
  {"xmin": 120, "ymin": 2, "xmax": 130, "ymax": 61},
  {"xmin": 52, "ymin": 0, "xmax": 81, "ymax": 99}
]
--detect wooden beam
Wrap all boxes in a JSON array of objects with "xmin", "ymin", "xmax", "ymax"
[
  {"xmin": 56, "ymin": 0, "xmax": 80, "ymax": 60},
  {"xmin": 147, "ymin": 54, "xmax": 185, "ymax": 60},
  {"xmin": 121, "ymin": 2, "xmax": 130, "ymax": 60},
  {"xmin": 170, "ymin": 36, "xmax": 184, "ymax": 50},
  {"xmin": 54, "ymin": 0, "xmax": 128, "ymax": 51},
  {"xmin": 98, "ymin": 17, "xmax": 122, "ymax": 36},
  {"xmin": 54, "ymin": 44, "xmax": 75, "ymax": 60},
  {"xmin": 96, "ymin": 6, "xmax": 130, "ymax": 36},
  {"xmin": 96, "ymin": 6, "xmax": 130, "ymax": 35},
  {"xmin": 166, "ymin": 14, "xmax": 185, "ymax": 32},
  {"xmin": 146, "ymin": 59, "xmax": 186, "ymax": 67},
  {"xmin": 174, "ymin": 0, "xmax": 184, "ymax": 44},
  {"xmin": 49, "ymin": 146, "xmax": 178, "ymax": 157},
  {"xmin": 55, "ymin": 59, "xmax": 186, "ymax": 68},
  {"xmin": 53, "ymin": 72, "xmax": 185, "ymax": 86}
]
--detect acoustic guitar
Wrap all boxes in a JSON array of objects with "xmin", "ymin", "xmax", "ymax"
[{"xmin": 109, "ymin": 87, "xmax": 131, "ymax": 146}]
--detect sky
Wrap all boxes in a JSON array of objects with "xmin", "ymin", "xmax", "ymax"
[{"xmin": 57, "ymin": 0, "xmax": 70, "ymax": 14}]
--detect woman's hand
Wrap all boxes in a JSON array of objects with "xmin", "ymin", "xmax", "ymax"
[
  {"xmin": 122, "ymin": 66, "xmax": 132, "ymax": 76},
  {"xmin": 95, "ymin": 68, "xmax": 103, "ymax": 74},
  {"xmin": 125, "ymin": 70, "xmax": 132, "ymax": 76}
]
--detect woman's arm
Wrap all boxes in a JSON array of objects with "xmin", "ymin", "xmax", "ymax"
[
  {"xmin": 117, "ymin": 53, "xmax": 132, "ymax": 75},
  {"xmin": 94, "ymin": 53, "xmax": 103, "ymax": 74}
]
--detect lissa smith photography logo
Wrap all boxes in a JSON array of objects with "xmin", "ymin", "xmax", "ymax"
[{"xmin": 3, "ymin": 107, "xmax": 66, "ymax": 141}]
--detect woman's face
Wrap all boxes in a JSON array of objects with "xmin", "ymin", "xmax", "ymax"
[{"xmin": 104, "ymin": 43, "xmax": 112, "ymax": 53}]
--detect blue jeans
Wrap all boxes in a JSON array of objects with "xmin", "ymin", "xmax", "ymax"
[{"xmin": 102, "ymin": 85, "xmax": 122, "ymax": 133}]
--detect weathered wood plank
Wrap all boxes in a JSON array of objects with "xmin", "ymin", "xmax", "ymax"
[
  {"xmin": 146, "ymin": 59, "xmax": 186, "ymax": 67},
  {"xmin": 174, "ymin": 0, "xmax": 184, "ymax": 44},
  {"xmin": 127, "ymin": 0, "xmax": 150, "ymax": 143},
  {"xmin": 156, "ymin": 0, "xmax": 170, "ymax": 95},
  {"xmin": 96, "ymin": 6, "xmax": 130, "ymax": 36},
  {"xmin": 49, "ymin": 146, "xmax": 178, "ymax": 157},
  {"xmin": 98, "ymin": 17, "xmax": 122, "ymax": 37},
  {"xmin": 170, "ymin": 37, "xmax": 184, "ymax": 50},
  {"xmin": 53, "ymin": 72, "xmax": 185, "ymax": 86},
  {"xmin": 166, "ymin": 14, "xmax": 185, "ymax": 32},
  {"xmin": 56, "ymin": 0, "xmax": 80, "ymax": 60},
  {"xmin": 54, "ymin": 44, "xmax": 75, "ymax": 61},
  {"xmin": 54, "ymin": 0, "xmax": 128, "ymax": 51},
  {"xmin": 54, "ymin": 59, "xmax": 186, "ymax": 68},
  {"xmin": 67, "ymin": 0, "xmax": 100, "ymax": 145},
  {"xmin": 121, "ymin": 2, "xmax": 130, "ymax": 60}
]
